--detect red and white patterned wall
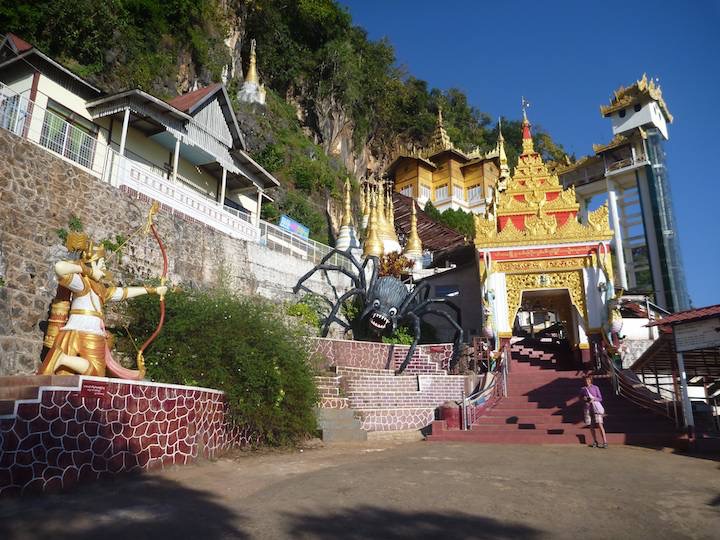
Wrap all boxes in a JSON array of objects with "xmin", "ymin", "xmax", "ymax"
[{"xmin": 0, "ymin": 377, "xmax": 256, "ymax": 496}]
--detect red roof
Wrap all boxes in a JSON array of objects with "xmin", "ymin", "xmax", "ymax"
[
  {"xmin": 6, "ymin": 33, "xmax": 33, "ymax": 53},
  {"xmin": 167, "ymin": 83, "xmax": 222, "ymax": 113},
  {"xmin": 647, "ymin": 304, "xmax": 720, "ymax": 326},
  {"xmin": 392, "ymin": 192, "xmax": 468, "ymax": 256}
]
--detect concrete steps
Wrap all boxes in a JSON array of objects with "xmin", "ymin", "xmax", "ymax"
[{"xmin": 315, "ymin": 407, "xmax": 367, "ymax": 442}]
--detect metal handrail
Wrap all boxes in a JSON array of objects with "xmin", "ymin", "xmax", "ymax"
[
  {"xmin": 599, "ymin": 348, "xmax": 679, "ymax": 427},
  {"xmin": 461, "ymin": 344, "xmax": 510, "ymax": 429}
]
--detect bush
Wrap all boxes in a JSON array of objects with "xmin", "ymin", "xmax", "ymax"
[
  {"xmin": 382, "ymin": 326, "xmax": 415, "ymax": 345},
  {"xmin": 118, "ymin": 290, "xmax": 319, "ymax": 446}
]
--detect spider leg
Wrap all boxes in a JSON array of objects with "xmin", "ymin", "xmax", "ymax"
[
  {"xmin": 412, "ymin": 297, "xmax": 462, "ymax": 325},
  {"xmin": 320, "ymin": 288, "xmax": 364, "ymax": 337},
  {"xmin": 293, "ymin": 249, "xmax": 364, "ymax": 295},
  {"xmin": 416, "ymin": 305, "xmax": 465, "ymax": 371},
  {"xmin": 395, "ymin": 312, "xmax": 422, "ymax": 375},
  {"xmin": 399, "ymin": 281, "xmax": 431, "ymax": 313}
]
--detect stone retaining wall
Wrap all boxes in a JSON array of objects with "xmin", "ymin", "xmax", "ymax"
[
  {"xmin": 0, "ymin": 376, "xmax": 253, "ymax": 496},
  {"xmin": 0, "ymin": 129, "xmax": 348, "ymax": 375}
]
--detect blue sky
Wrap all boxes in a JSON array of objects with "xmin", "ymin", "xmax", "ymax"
[{"xmin": 339, "ymin": 0, "xmax": 720, "ymax": 308}]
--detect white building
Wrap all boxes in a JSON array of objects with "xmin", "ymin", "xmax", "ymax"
[{"xmin": 0, "ymin": 33, "xmax": 278, "ymax": 241}]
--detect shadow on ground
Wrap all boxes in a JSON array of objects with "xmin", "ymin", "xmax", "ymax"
[
  {"xmin": 284, "ymin": 505, "xmax": 542, "ymax": 539},
  {"xmin": 0, "ymin": 474, "xmax": 247, "ymax": 540}
]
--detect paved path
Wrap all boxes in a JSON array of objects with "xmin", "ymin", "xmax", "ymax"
[{"xmin": 1, "ymin": 442, "xmax": 718, "ymax": 539}]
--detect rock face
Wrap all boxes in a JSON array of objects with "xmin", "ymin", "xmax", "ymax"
[{"xmin": 0, "ymin": 129, "xmax": 349, "ymax": 376}]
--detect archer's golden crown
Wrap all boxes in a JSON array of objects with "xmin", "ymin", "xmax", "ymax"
[{"xmin": 65, "ymin": 231, "xmax": 106, "ymax": 262}]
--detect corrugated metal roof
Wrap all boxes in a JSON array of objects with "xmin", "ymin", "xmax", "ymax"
[
  {"xmin": 647, "ymin": 304, "xmax": 720, "ymax": 326},
  {"xmin": 167, "ymin": 83, "xmax": 222, "ymax": 113},
  {"xmin": 392, "ymin": 192, "xmax": 468, "ymax": 256},
  {"xmin": 7, "ymin": 33, "xmax": 33, "ymax": 53}
]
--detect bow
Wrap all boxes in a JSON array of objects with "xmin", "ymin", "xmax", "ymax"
[
  {"xmin": 103, "ymin": 201, "xmax": 167, "ymax": 380},
  {"xmin": 136, "ymin": 201, "xmax": 168, "ymax": 376}
]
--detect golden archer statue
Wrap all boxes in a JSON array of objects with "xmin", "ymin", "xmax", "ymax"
[{"xmin": 38, "ymin": 231, "xmax": 167, "ymax": 378}]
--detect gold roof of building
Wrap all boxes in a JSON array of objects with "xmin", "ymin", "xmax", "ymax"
[
  {"xmin": 384, "ymin": 109, "xmax": 502, "ymax": 177},
  {"xmin": 600, "ymin": 74, "xmax": 673, "ymax": 123}
]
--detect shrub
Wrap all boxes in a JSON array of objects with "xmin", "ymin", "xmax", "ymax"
[
  {"xmin": 382, "ymin": 326, "xmax": 415, "ymax": 345},
  {"xmin": 117, "ymin": 289, "xmax": 319, "ymax": 446},
  {"xmin": 378, "ymin": 252, "xmax": 414, "ymax": 278}
]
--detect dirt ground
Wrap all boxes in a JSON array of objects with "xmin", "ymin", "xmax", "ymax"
[{"xmin": 0, "ymin": 441, "xmax": 718, "ymax": 540}]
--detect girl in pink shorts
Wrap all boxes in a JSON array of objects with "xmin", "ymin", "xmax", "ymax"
[{"xmin": 582, "ymin": 376, "xmax": 607, "ymax": 448}]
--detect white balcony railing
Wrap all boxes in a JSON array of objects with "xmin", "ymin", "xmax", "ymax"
[{"xmin": 0, "ymin": 82, "xmax": 350, "ymax": 266}]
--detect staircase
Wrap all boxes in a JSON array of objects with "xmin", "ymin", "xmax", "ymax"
[
  {"xmin": 314, "ymin": 350, "xmax": 468, "ymax": 438},
  {"xmin": 429, "ymin": 338, "xmax": 685, "ymax": 447},
  {"xmin": 0, "ymin": 375, "xmax": 80, "ymax": 417}
]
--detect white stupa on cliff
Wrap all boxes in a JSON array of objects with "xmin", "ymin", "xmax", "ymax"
[{"xmin": 237, "ymin": 39, "xmax": 266, "ymax": 105}]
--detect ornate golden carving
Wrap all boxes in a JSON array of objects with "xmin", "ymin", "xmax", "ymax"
[
  {"xmin": 600, "ymin": 73, "xmax": 672, "ymax": 122},
  {"xmin": 495, "ymin": 256, "xmax": 592, "ymax": 274},
  {"xmin": 474, "ymin": 203, "xmax": 612, "ymax": 248},
  {"xmin": 505, "ymin": 270, "xmax": 587, "ymax": 329}
]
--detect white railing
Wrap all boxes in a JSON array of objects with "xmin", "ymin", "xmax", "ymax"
[
  {"xmin": 112, "ymin": 153, "xmax": 259, "ymax": 241},
  {"xmin": 0, "ymin": 82, "xmax": 350, "ymax": 263},
  {"xmin": 259, "ymin": 220, "xmax": 351, "ymax": 269}
]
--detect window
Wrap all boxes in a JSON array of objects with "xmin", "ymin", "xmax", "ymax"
[
  {"xmin": 634, "ymin": 103, "xmax": 642, "ymax": 112},
  {"xmin": 420, "ymin": 184, "xmax": 431, "ymax": 200},
  {"xmin": 468, "ymin": 184, "xmax": 483, "ymax": 202},
  {"xmin": 400, "ymin": 184, "xmax": 413, "ymax": 197},
  {"xmin": 435, "ymin": 184, "xmax": 448, "ymax": 200},
  {"xmin": 618, "ymin": 109, "xmax": 626, "ymax": 118},
  {"xmin": 453, "ymin": 185, "xmax": 464, "ymax": 200},
  {"xmin": 435, "ymin": 285, "xmax": 460, "ymax": 297},
  {"xmin": 0, "ymin": 93, "xmax": 27, "ymax": 136},
  {"xmin": 40, "ymin": 100, "xmax": 98, "ymax": 169}
]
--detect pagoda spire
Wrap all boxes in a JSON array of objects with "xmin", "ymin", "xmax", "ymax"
[
  {"xmin": 429, "ymin": 106, "xmax": 452, "ymax": 151},
  {"xmin": 341, "ymin": 177, "xmax": 352, "ymax": 227},
  {"xmin": 238, "ymin": 38, "xmax": 266, "ymax": 105},
  {"xmin": 497, "ymin": 118, "xmax": 510, "ymax": 180},
  {"xmin": 336, "ymin": 178, "xmax": 359, "ymax": 251},
  {"xmin": 363, "ymin": 192, "xmax": 383, "ymax": 258},
  {"xmin": 361, "ymin": 182, "xmax": 371, "ymax": 229},
  {"xmin": 245, "ymin": 39, "xmax": 259, "ymax": 85},
  {"xmin": 403, "ymin": 201, "xmax": 423, "ymax": 259},
  {"xmin": 521, "ymin": 97, "xmax": 535, "ymax": 155}
]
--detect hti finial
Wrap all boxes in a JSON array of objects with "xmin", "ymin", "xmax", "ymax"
[{"xmin": 521, "ymin": 96, "xmax": 530, "ymax": 123}]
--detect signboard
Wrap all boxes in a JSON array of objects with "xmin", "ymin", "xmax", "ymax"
[
  {"xmin": 279, "ymin": 215, "xmax": 310, "ymax": 239},
  {"xmin": 79, "ymin": 380, "xmax": 109, "ymax": 399},
  {"xmin": 674, "ymin": 317, "xmax": 720, "ymax": 353}
]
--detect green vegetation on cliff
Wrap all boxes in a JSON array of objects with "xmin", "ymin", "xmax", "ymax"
[{"xmin": 2, "ymin": 0, "xmax": 567, "ymax": 241}]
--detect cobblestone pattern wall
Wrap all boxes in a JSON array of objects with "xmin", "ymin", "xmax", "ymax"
[
  {"xmin": 309, "ymin": 338, "xmax": 454, "ymax": 375},
  {"xmin": 0, "ymin": 129, "xmax": 348, "ymax": 375},
  {"xmin": 327, "ymin": 363, "xmax": 467, "ymax": 432},
  {"xmin": 357, "ymin": 408, "xmax": 435, "ymax": 432},
  {"xmin": 0, "ymin": 377, "xmax": 255, "ymax": 496}
]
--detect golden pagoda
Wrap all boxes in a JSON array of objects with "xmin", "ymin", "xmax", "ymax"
[
  {"xmin": 403, "ymin": 200, "xmax": 423, "ymax": 269},
  {"xmin": 363, "ymin": 192, "xmax": 383, "ymax": 258},
  {"xmin": 384, "ymin": 108, "xmax": 503, "ymax": 215}
]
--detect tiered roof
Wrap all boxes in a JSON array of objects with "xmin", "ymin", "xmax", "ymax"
[
  {"xmin": 600, "ymin": 73, "xmax": 673, "ymax": 123},
  {"xmin": 384, "ymin": 109, "xmax": 500, "ymax": 176},
  {"xmin": 474, "ymin": 112, "xmax": 613, "ymax": 248}
]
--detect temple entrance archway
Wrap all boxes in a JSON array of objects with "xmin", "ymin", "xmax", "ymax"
[{"xmin": 512, "ymin": 288, "xmax": 584, "ymax": 348}]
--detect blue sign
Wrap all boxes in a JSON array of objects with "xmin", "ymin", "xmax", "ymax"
[{"xmin": 279, "ymin": 215, "xmax": 310, "ymax": 238}]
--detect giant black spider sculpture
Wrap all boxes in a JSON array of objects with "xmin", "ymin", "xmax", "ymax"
[{"xmin": 293, "ymin": 249, "xmax": 464, "ymax": 374}]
